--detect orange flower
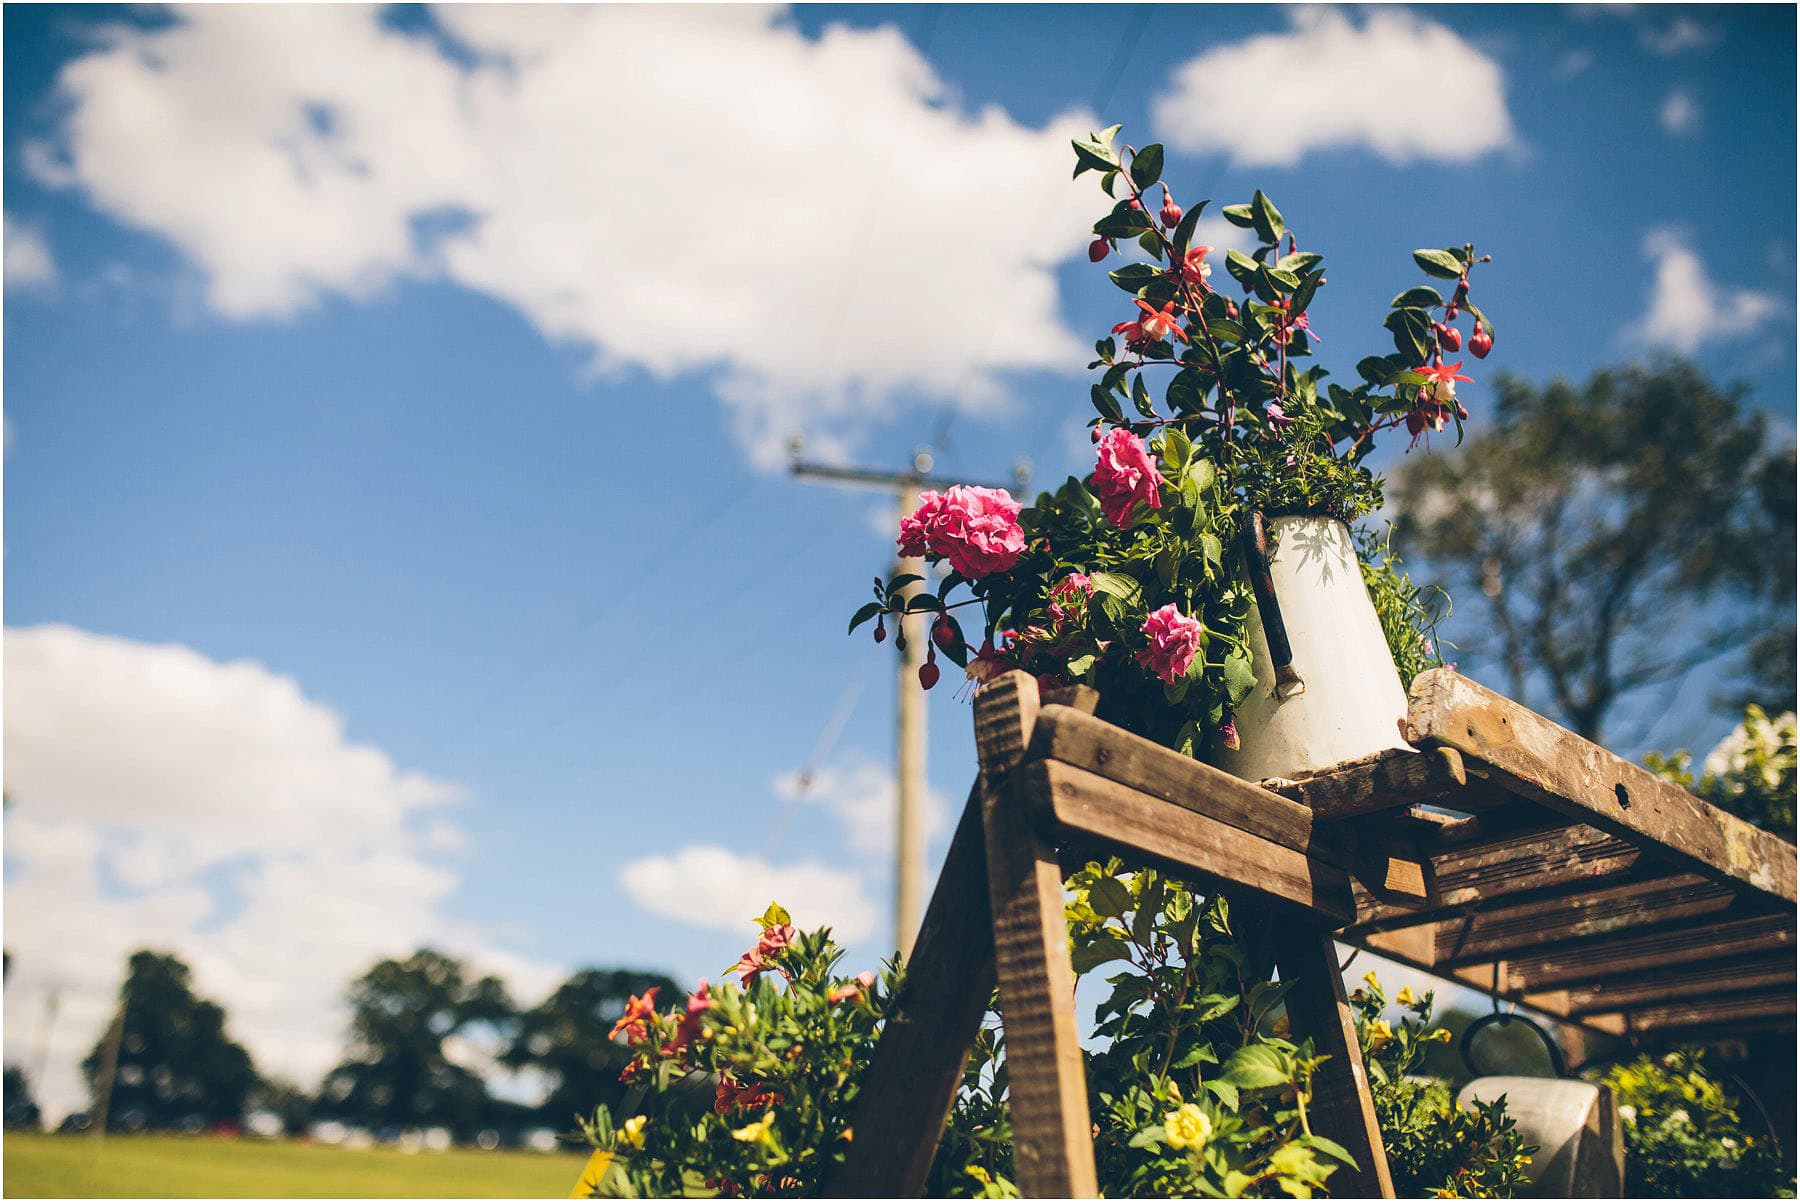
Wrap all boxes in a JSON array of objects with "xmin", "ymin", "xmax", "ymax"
[{"xmin": 608, "ymin": 987, "xmax": 660, "ymax": 1043}]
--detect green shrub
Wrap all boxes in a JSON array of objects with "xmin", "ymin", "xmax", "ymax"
[{"xmin": 1600, "ymin": 1049, "xmax": 1793, "ymax": 1198}]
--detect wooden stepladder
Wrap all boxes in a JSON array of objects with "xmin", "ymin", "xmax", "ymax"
[{"xmin": 823, "ymin": 671, "xmax": 1394, "ymax": 1198}]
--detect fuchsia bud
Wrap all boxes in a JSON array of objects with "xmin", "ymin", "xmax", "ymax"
[
  {"xmin": 931, "ymin": 615, "xmax": 957, "ymax": 652},
  {"xmin": 1453, "ymin": 280, "xmax": 1469, "ymax": 305},
  {"xmin": 1127, "ymin": 198, "xmax": 1142, "ymax": 211},
  {"xmin": 894, "ymin": 625, "xmax": 907, "ymax": 652},
  {"xmin": 874, "ymin": 619, "xmax": 887, "ymax": 644},
  {"xmin": 1088, "ymin": 237, "xmax": 1111, "ymax": 263},
  {"xmin": 1159, "ymin": 189, "xmax": 1182, "ymax": 229},
  {"xmin": 1469, "ymin": 327, "xmax": 1493, "ymax": 358},
  {"xmin": 1091, "ymin": 424, "xmax": 1104, "ymax": 443},
  {"xmin": 1436, "ymin": 323, "xmax": 1461, "ymax": 352},
  {"xmin": 919, "ymin": 654, "xmax": 940, "ymax": 691},
  {"xmin": 1225, "ymin": 301, "xmax": 1239, "ymax": 320},
  {"xmin": 1219, "ymin": 715, "xmax": 1241, "ymax": 752}
]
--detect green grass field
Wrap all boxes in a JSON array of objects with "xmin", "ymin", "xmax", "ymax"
[{"xmin": 3, "ymin": 1132, "xmax": 587, "ymax": 1198}]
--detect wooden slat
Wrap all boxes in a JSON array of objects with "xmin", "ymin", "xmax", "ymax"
[
  {"xmin": 1275, "ymin": 935, "xmax": 1395, "ymax": 1198},
  {"xmin": 1028, "ymin": 705, "xmax": 1351, "ymax": 866},
  {"xmin": 1434, "ymin": 875, "xmax": 1753, "ymax": 966},
  {"xmin": 978, "ymin": 675, "xmax": 1097, "ymax": 1198},
  {"xmin": 1552, "ymin": 953, "xmax": 1797, "ymax": 1017},
  {"xmin": 1274, "ymin": 746, "xmax": 1479, "ymax": 819},
  {"xmin": 823, "ymin": 788, "xmax": 995, "ymax": 1197},
  {"xmin": 1621, "ymin": 989, "xmax": 1796, "ymax": 1033},
  {"xmin": 1500, "ymin": 912, "xmax": 1796, "ymax": 989},
  {"xmin": 1023, "ymin": 758, "xmax": 1356, "ymax": 925},
  {"xmin": 1407, "ymin": 670, "xmax": 1798, "ymax": 903}
]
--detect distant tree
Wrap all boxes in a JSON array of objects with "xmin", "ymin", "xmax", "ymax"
[
  {"xmin": 4, "ymin": 1065, "xmax": 42, "ymax": 1130},
  {"xmin": 1394, "ymin": 359, "xmax": 1794, "ymax": 746},
  {"xmin": 80, "ymin": 950, "xmax": 258, "ymax": 1131},
  {"xmin": 503, "ymin": 967, "xmax": 681, "ymax": 1130},
  {"xmin": 317, "ymin": 949, "xmax": 515, "ymax": 1139},
  {"xmin": 248, "ymin": 1076, "xmax": 315, "ymax": 1136}
]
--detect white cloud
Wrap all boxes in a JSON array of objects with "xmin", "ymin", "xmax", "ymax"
[
  {"xmin": 1641, "ymin": 17, "xmax": 1718, "ymax": 56},
  {"xmin": 773, "ymin": 752, "xmax": 949, "ymax": 860},
  {"xmin": 1553, "ymin": 49, "xmax": 1594, "ymax": 79},
  {"xmin": 1153, "ymin": 9, "xmax": 1516, "ymax": 168},
  {"xmin": 2, "ymin": 624, "xmax": 560, "ymax": 1121},
  {"xmin": 1632, "ymin": 228, "xmax": 1780, "ymax": 354},
  {"xmin": 1659, "ymin": 89, "xmax": 1701, "ymax": 136},
  {"xmin": 30, "ymin": 5, "xmax": 1098, "ymax": 468},
  {"xmin": 618, "ymin": 845, "xmax": 879, "ymax": 943},
  {"xmin": 5, "ymin": 214, "xmax": 58, "ymax": 288}
]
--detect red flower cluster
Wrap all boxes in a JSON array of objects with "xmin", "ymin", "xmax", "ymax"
[
  {"xmin": 608, "ymin": 987, "xmax": 661, "ymax": 1044},
  {"xmin": 735, "ymin": 922, "xmax": 798, "ymax": 986},
  {"xmin": 897, "ymin": 485, "xmax": 1026, "ymax": 579}
]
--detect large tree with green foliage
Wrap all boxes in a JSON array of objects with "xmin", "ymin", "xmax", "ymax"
[
  {"xmin": 503, "ymin": 967, "xmax": 681, "ymax": 1131},
  {"xmin": 316, "ymin": 949, "xmax": 515, "ymax": 1138},
  {"xmin": 1393, "ymin": 359, "xmax": 1794, "ymax": 746},
  {"xmin": 80, "ymin": 950, "xmax": 258, "ymax": 1131}
]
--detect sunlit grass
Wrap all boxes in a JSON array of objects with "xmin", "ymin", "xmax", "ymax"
[{"xmin": 3, "ymin": 1131, "xmax": 585, "ymax": 1198}]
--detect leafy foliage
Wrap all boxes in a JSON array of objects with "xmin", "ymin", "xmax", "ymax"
[
  {"xmin": 81, "ymin": 950, "xmax": 258, "ymax": 1132},
  {"xmin": 581, "ymin": 889, "xmax": 1528, "ymax": 1198},
  {"xmin": 504, "ymin": 967, "xmax": 684, "ymax": 1132},
  {"xmin": 1646, "ymin": 704, "xmax": 1797, "ymax": 840},
  {"xmin": 1599, "ymin": 1049, "xmax": 1793, "ymax": 1198},
  {"xmin": 1349, "ymin": 975, "xmax": 1533, "ymax": 1198},
  {"xmin": 854, "ymin": 127, "xmax": 1494, "ymax": 757}
]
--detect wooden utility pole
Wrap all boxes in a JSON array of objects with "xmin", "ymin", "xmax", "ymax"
[
  {"xmin": 89, "ymin": 998, "xmax": 126, "ymax": 1139},
  {"xmin": 791, "ymin": 448, "xmax": 1027, "ymax": 961}
]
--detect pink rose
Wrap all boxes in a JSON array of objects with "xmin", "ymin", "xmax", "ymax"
[
  {"xmin": 1136, "ymin": 604, "xmax": 1203, "ymax": 683},
  {"xmin": 897, "ymin": 485, "xmax": 1025, "ymax": 579},
  {"xmin": 1050, "ymin": 572, "xmax": 1094, "ymax": 602},
  {"xmin": 1091, "ymin": 429, "xmax": 1163, "ymax": 528}
]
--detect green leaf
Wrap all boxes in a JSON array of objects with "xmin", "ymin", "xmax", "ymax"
[
  {"xmin": 1072, "ymin": 938, "xmax": 1131, "ymax": 975},
  {"xmin": 1166, "ymin": 368, "xmax": 1211, "ymax": 415},
  {"xmin": 1199, "ymin": 531, "xmax": 1223, "ymax": 565},
  {"xmin": 1250, "ymin": 189, "xmax": 1286, "ymax": 244},
  {"xmin": 1291, "ymin": 270, "xmax": 1323, "ymax": 316},
  {"xmin": 1300, "ymin": 1134, "xmax": 1358, "ymax": 1168},
  {"xmin": 1129, "ymin": 143, "xmax": 1164, "ymax": 190},
  {"xmin": 1223, "ymin": 651, "xmax": 1257, "ymax": 704},
  {"xmin": 1390, "ymin": 285, "xmax": 1442, "ymax": 309},
  {"xmin": 848, "ymin": 601, "xmax": 884, "ymax": 635},
  {"xmin": 1411, "ymin": 248, "xmax": 1463, "ymax": 279},
  {"xmin": 1464, "ymin": 297, "xmax": 1495, "ymax": 337},
  {"xmin": 1205, "ymin": 1079, "xmax": 1240, "ymax": 1111},
  {"xmin": 1089, "ymin": 571, "xmax": 1144, "ymax": 607},
  {"xmin": 1383, "ymin": 307, "xmax": 1432, "ymax": 362},
  {"xmin": 1065, "ymin": 652, "xmax": 1097, "ymax": 677},
  {"xmin": 1131, "ymin": 374, "xmax": 1157, "ymax": 419},
  {"xmin": 1088, "ymin": 875, "xmax": 1132, "ymax": 918},
  {"xmin": 885, "ymin": 573, "xmax": 924, "ymax": 598},
  {"xmin": 1275, "ymin": 251, "xmax": 1323, "ymax": 275},
  {"xmin": 1170, "ymin": 200, "xmax": 1208, "ymax": 255},
  {"xmin": 1219, "ymin": 1043, "xmax": 1292, "ymax": 1090},
  {"xmin": 758, "ymin": 901, "xmax": 792, "ymax": 929},
  {"xmin": 1090, "ymin": 383, "xmax": 1124, "ymax": 423},
  {"xmin": 1127, "ymin": 1126, "xmax": 1165, "ymax": 1150},
  {"xmin": 1095, "ymin": 201, "xmax": 1153, "ymax": 239},
  {"xmin": 1138, "ymin": 230, "xmax": 1164, "ymax": 261},
  {"xmin": 1220, "ymin": 202, "xmax": 1256, "ymax": 228},
  {"xmin": 1108, "ymin": 262, "xmax": 1159, "ymax": 295},
  {"xmin": 1225, "ymin": 249, "xmax": 1260, "ymax": 290}
]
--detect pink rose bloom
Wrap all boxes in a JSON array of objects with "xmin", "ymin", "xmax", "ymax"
[
  {"xmin": 1091, "ymin": 429, "xmax": 1163, "ymax": 528},
  {"xmin": 1050, "ymin": 572, "xmax": 1094, "ymax": 602},
  {"xmin": 898, "ymin": 485, "xmax": 1025, "ymax": 579},
  {"xmin": 1136, "ymin": 604, "xmax": 1204, "ymax": 683}
]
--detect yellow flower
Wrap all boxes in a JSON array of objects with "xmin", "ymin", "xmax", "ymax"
[
  {"xmin": 731, "ymin": 1111, "xmax": 777, "ymax": 1144},
  {"xmin": 1163, "ymin": 1103, "xmax": 1214, "ymax": 1152},
  {"xmin": 1395, "ymin": 986, "xmax": 1415, "ymax": 1006},
  {"xmin": 1363, "ymin": 970, "xmax": 1380, "ymax": 991},
  {"xmin": 966, "ymin": 1165, "xmax": 993, "ymax": 1186},
  {"xmin": 1428, "ymin": 1027, "xmax": 1453, "ymax": 1043},
  {"xmin": 1365, "ymin": 1018, "xmax": 1394, "ymax": 1056},
  {"xmin": 619, "ymin": 1114, "xmax": 647, "ymax": 1150}
]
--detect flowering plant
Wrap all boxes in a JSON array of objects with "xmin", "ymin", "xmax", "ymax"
[
  {"xmin": 577, "ymin": 886, "xmax": 1528, "ymax": 1198},
  {"xmin": 850, "ymin": 126, "xmax": 1490, "ymax": 755},
  {"xmin": 1598, "ymin": 1048, "xmax": 1793, "ymax": 1197}
]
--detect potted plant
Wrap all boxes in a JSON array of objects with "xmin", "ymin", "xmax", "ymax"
[{"xmin": 850, "ymin": 126, "xmax": 1490, "ymax": 781}]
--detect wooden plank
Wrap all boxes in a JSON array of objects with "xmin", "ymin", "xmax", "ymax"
[
  {"xmin": 978, "ymin": 674, "xmax": 1097, "ymax": 1198},
  {"xmin": 1275, "ymin": 935, "xmax": 1395, "ymax": 1198},
  {"xmin": 1407, "ymin": 670, "xmax": 1798, "ymax": 903},
  {"xmin": 1501, "ymin": 912, "xmax": 1795, "ymax": 989},
  {"xmin": 1552, "ymin": 954, "xmax": 1797, "ymax": 1017},
  {"xmin": 1024, "ymin": 758, "xmax": 1356, "ymax": 925},
  {"xmin": 1620, "ymin": 989, "xmax": 1796, "ymax": 1033},
  {"xmin": 823, "ymin": 787, "xmax": 996, "ymax": 1197},
  {"xmin": 1028, "ymin": 705, "xmax": 1351, "ymax": 866},
  {"xmin": 1273, "ymin": 746, "xmax": 1475, "ymax": 819},
  {"xmin": 1434, "ymin": 875, "xmax": 1753, "ymax": 966}
]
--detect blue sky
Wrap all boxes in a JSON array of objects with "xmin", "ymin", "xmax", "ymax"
[{"xmin": 4, "ymin": 4, "xmax": 1794, "ymax": 1117}]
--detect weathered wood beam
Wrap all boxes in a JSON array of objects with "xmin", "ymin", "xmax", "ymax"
[
  {"xmin": 1551, "ymin": 954, "xmax": 1797, "ymax": 1017},
  {"xmin": 1274, "ymin": 746, "xmax": 1512, "ymax": 819},
  {"xmin": 1027, "ymin": 705, "xmax": 1351, "ymax": 867},
  {"xmin": 823, "ymin": 789, "xmax": 995, "ymax": 1197},
  {"xmin": 1499, "ymin": 912, "xmax": 1796, "ymax": 989},
  {"xmin": 1022, "ymin": 757, "xmax": 1357, "ymax": 925},
  {"xmin": 1406, "ymin": 670, "xmax": 1798, "ymax": 903},
  {"xmin": 1434, "ymin": 875, "xmax": 1755, "ymax": 967},
  {"xmin": 1620, "ymin": 989, "xmax": 1796, "ymax": 1033}
]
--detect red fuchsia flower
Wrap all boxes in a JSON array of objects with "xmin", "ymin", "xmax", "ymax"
[
  {"xmin": 609, "ymin": 987, "xmax": 661, "ymax": 1043},
  {"xmin": 1269, "ymin": 298, "xmax": 1317, "ymax": 347},
  {"xmin": 1219, "ymin": 714, "xmax": 1241, "ymax": 752},
  {"xmin": 1159, "ymin": 189, "xmax": 1183, "ymax": 229},
  {"xmin": 667, "ymin": 980, "xmax": 713, "ymax": 1052},
  {"xmin": 1175, "ymin": 244, "xmax": 1213, "ymax": 288},
  {"xmin": 1134, "ymin": 299, "xmax": 1188, "ymax": 344},
  {"xmin": 919, "ymin": 656, "xmax": 941, "ymax": 690},
  {"xmin": 963, "ymin": 636, "xmax": 1015, "ymax": 691},
  {"xmin": 1416, "ymin": 360, "xmax": 1472, "ymax": 406},
  {"xmin": 1092, "ymin": 428, "xmax": 1163, "ymax": 528},
  {"xmin": 1436, "ymin": 322, "xmax": 1461, "ymax": 352},
  {"xmin": 1136, "ymin": 604, "xmax": 1204, "ymax": 683},
  {"xmin": 897, "ymin": 486, "xmax": 1026, "ymax": 579}
]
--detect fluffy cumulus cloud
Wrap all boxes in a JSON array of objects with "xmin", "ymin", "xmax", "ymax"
[
  {"xmin": 28, "ymin": 5, "xmax": 1098, "ymax": 467},
  {"xmin": 1153, "ymin": 9, "xmax": 1516, "ymax": 168},
  {"xmin": 4, "ymin": 213, "xmax": 57, "ymax": 288},
  {"xmin": 1632, "ymin": 228, "xmax": 1780, "ymax": 354},
  {"xmin": 2, "ymin": 625, "xmax": 560, "ymax": 1121},
  {"xmin": 1640, "ymin": 16, "xmax": 1719, "ymax": 57},
  {"xmin": 619, "ymin": 845, "xmax": 880, "ymax": 943},
  {"xmin": 1659, "ymin": 89, "xmax": 1701, "ymax": 136}
]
